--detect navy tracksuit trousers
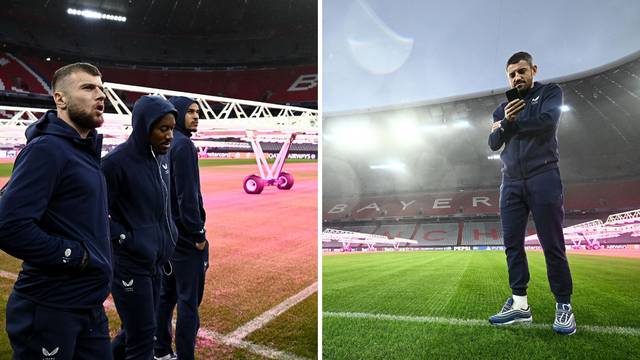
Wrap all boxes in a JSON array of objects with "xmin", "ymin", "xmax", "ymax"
[
  {"xmin": 6, "ymin": 292, "xmax": 111, "ymax": 360},
  {"xmin": 500, "ymin": 168, "xmax": 573, "ymax": 304},
  {"xmin": 154, "ymin": 242, "xmax": 209, "ymax": 360},
  {"xmin": 111, "ymin": 256, "xmax": 161, "ymax": 360}
]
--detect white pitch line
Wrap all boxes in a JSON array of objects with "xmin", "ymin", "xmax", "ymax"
[
  {"xmin": 198, "ymin": 327, "xmax": 308, "ymax": 360},
  {"xmin": 226, "ymin": 282, "xmax": 318, "ymax": 342},
  {"xmin": 324, "ymin": 311, "xmax": 640, "ymax": 336}
]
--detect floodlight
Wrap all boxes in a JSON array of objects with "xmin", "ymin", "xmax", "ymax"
[
  {"xmin": 67, "ymin": 8, "xmax": 127, "ymax": 23},
  {"xmin": 369, "ymin": 162, "xmax": 406, "ymax": 171}
]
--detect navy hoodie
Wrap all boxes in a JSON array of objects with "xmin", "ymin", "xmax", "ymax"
[
  {"xmin": 488, "ymin": 81, "xmax": 563, "ymax": 179},
  {"xmin": 102, "ymin": 96, "xmax": 179, "ymax": 274},
  {"xmin": 168, "ymin": 96, "xmax": 206, "ymax": 250},
  {"xmin": 0, "ymin": 111, "xmax": 112, "ymax": 309}
]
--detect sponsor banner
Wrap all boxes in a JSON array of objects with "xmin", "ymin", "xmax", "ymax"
[
  {"xmin": 266, "ymin": 153, "xmax": 317, "ymax": 160},
  {"xmin": 605, "ymin": 244, "xmax": 628, "ymax": 249},
  {"xmin": 472, "ymin": 246, "xmax": 506, "ymax": 251},
  {"xmin": 198, "ymin": 152, "xmax": 316, "ymax": 159}
]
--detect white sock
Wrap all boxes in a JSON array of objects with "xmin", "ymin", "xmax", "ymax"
[{"xmin": 512, "ymin": 295, "xmax": 528, "ymax": 309}]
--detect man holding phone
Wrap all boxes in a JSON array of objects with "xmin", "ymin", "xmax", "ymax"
[{"xmin": 488, "ymin": 51, "xmax": 576, "ymax": 335}]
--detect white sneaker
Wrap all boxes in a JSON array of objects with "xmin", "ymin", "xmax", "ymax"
[{"xmin": 154, "ymin": 354, "xmax": 177, "ymax": 360}]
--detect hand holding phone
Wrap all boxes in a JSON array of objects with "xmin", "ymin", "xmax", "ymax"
[{"xmin": 504, "ymin": 88, "xmax": 525, "ymax": 121}]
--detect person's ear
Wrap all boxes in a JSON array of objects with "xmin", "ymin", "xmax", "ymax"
[{"xmin": 54, "ymin": 91, "xmax": 67, "ymax": 109}]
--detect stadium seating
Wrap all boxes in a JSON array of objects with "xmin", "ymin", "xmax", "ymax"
[
  {"xmin": 342, "ymin": 225, "xmax": 378, "ymax": 234},
  {"xmin": 460, "ymin": 222, "xmax": 503, "ymax": 246},
  {"xmin": 0, "ymin": 53, "xmax": 50, "ymax": 94},
  {"xmin": 323, "ymin": 214, "xmax": 640, "ymax": 248},
  {"xmin": 0, "ymin": 52, "xmax": 317, "ymax": 104},
  {"xmin": 324, "ymin": 179, "xmax": 640, "ymax": 220},
  {"xmin": 413, "ymin": 223, "xmax": 459, "ymax": 246},
  {"xmin": 374, "ymin": 223, "xmax": 417, "ymax": 241}
]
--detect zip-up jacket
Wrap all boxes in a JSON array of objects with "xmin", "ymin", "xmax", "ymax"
[
  {"xmin": 102, "ymin": 96, "xmax": 179, "ymax": 274},
  {"xmin": 168, "ymin": 96, "xmax": 206, "ymax": 250},
  {"xmin": 488, "ymin": 81, "xmax": 563, "ymax": 179},
  {"xmin": 0, "ymin": 111, "xmax": 112, "ymax": 309}
]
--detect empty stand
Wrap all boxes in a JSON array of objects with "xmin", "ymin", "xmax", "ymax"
[
  {"xmin": 461, "ymin": 222, "xmax": 502, "ymax": 246},
  {"xmin": 374, "ymin": 223, "xmax": 418, "ymax": 240},
  {"xmin": 324, "ymin": 180, "xmax": 640, "ymax": 220},
  {"xmin": 13, "ymin": 53, "xmax": 316, "ymax": 104},
  {"xmin": 413, "ymin": 223, "xmax": 459, "ymax": 246}
]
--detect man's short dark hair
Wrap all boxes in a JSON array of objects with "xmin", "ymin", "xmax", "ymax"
[
  {"xmin": 506, "ymin": 52, "xmax": 533, "ymax": 69},
  {"xmin": 52, "ymin": 63, "xmax": 101, "ymax": 91}
]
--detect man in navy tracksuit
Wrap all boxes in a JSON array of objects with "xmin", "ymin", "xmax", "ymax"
[
  {"xmin": 488, "ymin": 52, "xmax": 576, "ymax": 335},
  {"xmin": 0, "ymin": 63, "xmax": 113, "ymax": 359},
  {"xmin": 103, "ymin": 95, "xmax": 179, "ymax": 359},
  {"xmin": 154, "ymin": 97, "xmax": 209, "ymax": 360}
]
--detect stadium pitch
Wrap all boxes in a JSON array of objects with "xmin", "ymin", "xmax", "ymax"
[{"xmin": 323, "ymin": 250, "xmax": 640, "ymax": 359}]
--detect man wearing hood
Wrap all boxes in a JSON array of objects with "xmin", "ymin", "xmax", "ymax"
[
  {"xmin": 154, "ymin": 97, "xmax": 208, "ymax": 360},
  {"xmin": 0, "ymin": 63, "xmax": 113, "ymax": 359},
  {"xmin": 488, "ymin": 52, "xmax": 576, "ymax": 335},
  {"xmin": 102, "ymin": 95, "xmax": 179, "ymax": 359}
]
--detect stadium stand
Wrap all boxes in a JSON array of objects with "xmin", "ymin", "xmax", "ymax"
[
  {"xmin": 323, "ymin": 215, "xmax": 635, "ymax": 249},
  {"xmin": 323, "ymin": 53, "xmax": 640, "ymax": 250},
  {"xmin": 374, "ymin": 223, "xmax": 417, "ymax": 241},
  {"xmin": 413, "ymin": 223, "xmax": 459, "ymax": 246},
  {"xmin": 460, "ymin": 222, "xmax": 502, "ymax": 246},
  {"xmin": 0, "ymin": 53, "xmax": 50, "ymax": 94},
  {"xmin": 0, "ymin": 52, "xmax": 317, "ymax": 106},
  {"xmin": 324, "ymin": 179, "xmax": 640, "ymax": 222},
  {"xmin": 342, "ymin": 225, "xmax": 378, "ymax": 234}
]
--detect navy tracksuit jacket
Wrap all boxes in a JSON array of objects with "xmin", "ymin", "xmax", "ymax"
[
  {"xmin": 489, "ymin": 81, "xmax": 572, "ymax": 303},
  {"xmin": 102, "ymin": 96, "xmax": 179, "ymax": 360},
  {"xmin": 0, "ymin": 111, "xmax": 112, "ymax": 359},
  {"xmin": 155, "ymin": 96, "xmax": 208, "ymax": 360}
]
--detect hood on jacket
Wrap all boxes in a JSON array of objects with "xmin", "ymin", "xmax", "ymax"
[
  {"xmin": 129, "ymin": 95, "xmax": 178, "ymax": 153},
  {"xmin": 25, "ymin": 110, "xmax": 102, "ymax": 157},
  {"xmin": 168, "ymin": 96, "xmax": 197, "ymax": 137}
]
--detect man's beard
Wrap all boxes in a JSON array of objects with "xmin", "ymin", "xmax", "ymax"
[
  {"xmin": 516, "ymin": 82, "xmax": 531, "ymax": 97},
  {"xmin": 68, "ymin": 100, "xmax": 104, "ymax": 130}
]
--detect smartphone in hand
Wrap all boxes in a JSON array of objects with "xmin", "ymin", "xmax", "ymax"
[{"xmin": 505, "ymin": 88, "xmax": 521, "ymax": 102}]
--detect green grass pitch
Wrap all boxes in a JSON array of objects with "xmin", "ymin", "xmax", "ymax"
[
  {"xmin": 323, "ymin": 250, "xmax": 640, "ymax": 359},
  {"xmin": 248, "ymin": 292, "xmax": 318, "ymax": 359}
]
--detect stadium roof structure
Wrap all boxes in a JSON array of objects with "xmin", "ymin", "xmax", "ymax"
[
  {"xmin": 323, "ymin": 53, "xmax": 640, "ymax": 198},
  {"xmin": 0, "ymin": 82, "xmax": 318, "ymax": 147},
  {"xmin": 0, "ymin": 0, "xmax": 317, "ymax": 67}
]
